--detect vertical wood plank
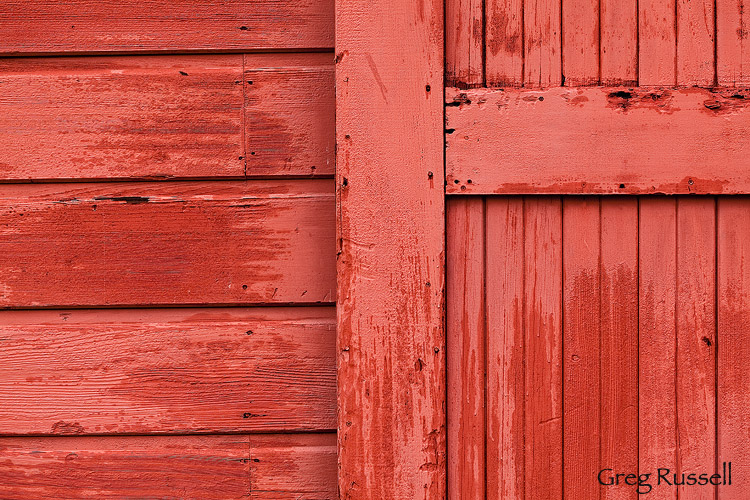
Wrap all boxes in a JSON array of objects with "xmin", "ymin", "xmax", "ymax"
[
  {"xmin": 600, "ymin": 198, "xmax": 639, "ymax": 500},
  {"xmin": 524, "ymin": 197, "xmax": 563, "ymax": 500},
  {"xmin": 717, "ymin": 0, "xmax": 750, "ymax": 85},
  {"xmin": 447, "ymin": 0, "xmax": 485, "ymax": 87},
  {"xmin": 562, "ymin": 0, "xmax": 600, "ymax": 85},
  {"xmin": 525, "ymin": 0, "xmax": 563, "ymax": 87},
  {"xmin": 677, "ymin": 0, "xmax": 716, "ymax": 85},
  {"xmin": 336, "ymin": 0, "xmax": 445, "ymax": 497},
  {"xmin": 600, "ymin": 0, "xmax": 638, "ymax": 85},
  {"xmin": 485, "ymin": 0, "xmax": 524, "ymax": 86},
  {"xmin": 562, "ymin": 197, "xmax": 601, "ymax": 499},
  {"xmin": 486, "ymin": 197, "xmax": 525, "ymax": 500},
  {"xmin": 447, "ymin": 198, "xmax": 486, "ymax": 500},
  {"xmin": 639, "ymin": 198, "xmax": 678, "ymax": 500},
  {"xmin": 676, "ymin": 199, "xmax": 717, "ymax": 500},
  {"xmin": 718, "ymin": 198, "xmax": 750, "ymax": 497},
  {"xmin": 640, "ymin": 0, "xmax": 677, "ymax": 85}
]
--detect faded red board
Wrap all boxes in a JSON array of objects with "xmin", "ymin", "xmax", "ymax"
[
  {"xmin": 485, "ymin": 197, "xmax": 524, "ymax": 500},
  {"xmin": 0, "ymin": 307, "xmax": 334, "ymax": 435},
  {"xmin": 524, "ymin": 0, "xmax": 562, "ymax": 87},
  {"xmin": 484, "ymin": 0, "xmax": 523, "ymax": 86},
  {"xmin": 639, "ymin": 0, "xmax": 677, "ymax": 85},
  {"xmin": 0, "ymin": 0, "xmax": 333, "ymax": 54},
  {"xmin": 447, "ymin": 87, "xmax": 750, "ymax": 195},
  {"xmin": 562, "ymin": 197, "xmax": 601, "ymax": 499},
  {"xmin": 718, "ymin": 0, "xmax": 750, "ymax": 85},
  {"xmin": 446, "ymin": 0, "xmax": 483, "ymax": 86},
  {"xmin": 336, "ymin": 0, "xmax": 445, "ymax": 496},
  {"xmin": 677, "ymin": 0, "xmax": 715, "ymax": 86},
  {"xmin": 638, "ymin": 199, "xmax": 679, "ymax": 500},
  {"xmin": 0, "ymin": 180, "xmax": 335, "ymax": 308},
  {"xmin": 446, "ymin": 198, "xmax": 485, "ymax": 500},
  {"xmin": 718, "ymin": 198, "xmax": 750, "ymax": 496},
  {"xmin": 0, "ymin": 54, "xmax": 333, "ymax": 181},
  {"xmin": 600, "ymin": 0, "xmax": 638, "ymax": 85},
  {"xmin": 599, "ymin": 198, "xmax": 639, "ymax": 500},
  {"xmin": 244, "ymin": 54, "xmax": 334, "ymax": 178},
  {"xmin": 0, "ymin": 433, "xmax": 336, "ymax": 499},
  {"xmin": 523, "ymin": 197, "xmax": 563, "ymax": 500},
  {"xmin": 562, "ymin": 0, "xmax": 599, "ymax": 86},
  {"xmin": 675, "ymin": 199, "xmax": 716, "ymax": 498}
]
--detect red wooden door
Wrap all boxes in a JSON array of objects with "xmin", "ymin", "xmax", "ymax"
[
  {"xmin": 447, "ymin": 196, "xmax": 750, "ymax": 498},
  {"xmin": 443, "ymin": 0, "xmax": 750, "ymax": 498},
  {"xmin": 0, "ymin": 2, "xmax": 337, "ymax": 498}
]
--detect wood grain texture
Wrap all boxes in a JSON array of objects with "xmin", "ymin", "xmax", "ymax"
[
  {"xmin": 524, "ymin": 0, "xmax": 562, "ymax": 87},
  {"xmin": 446, "ymin": 87, "xmax": 750, "ymax": 195},
  {"xmin": 717, "ymin": 0, "xmax": 750, "ymax": 85},
  {"xmin": 0, "ymin": 0, "xmax": 334, "ymax": 54},
  {"xmin": 0, "ymin": 180, "xmax": 335, "ymax": 308},
  {"xmin": 677, "ymin": 0, "xmax": 715, "ymax": 85},
  {"xmin": 718, "ymin": 197, "xmax": 750, "ymax": 497},
  {"xmin": 485, "ymin": 197, "xmax": 525, "ymax": 500},
  {"xmin": 562, "ymin": 0, "xmax": 600, "ymax": 85},
  {"xmin": 447, "ymin": 0, "xmax": 484, "ymax": 87},
  {"xmin": 454, "ymin": 1, "xmax": 750, "ymax": 87},
  {"xmin": 0, "ymin": 54, "xmax": 333, "ymax": 181},
  {"xmin": 447, "ymin": 198, "xmax": 485, "ymax": 500},
  {"xmin": 0, "ymin": 433, "xmax": 336, "ymax": 499},
  {"xmin": 639, "ymin": 198, "xmax": 678, "ymax": 500},
  {"xmin": 640, "ymin": 0, "xmax": 677, "ymax": 85},
  {"xmin": 600, "ymin": 0, "xmax": 638, "ymax": 85},
  {"xmin": 675, "ymin": 198, "xmax": 716, "ymax": 500},
  {"xmin": 600, "ymin": 198, "xmax": 639, "ymax": 500},
  {"xmin": 524, "ymin": 197, "xmax": 563, "ymax": 500},
  {"xmin": 244, "ymin": 53, "xmax": 334, "ymax": 178},
  {"xmin": 485, "ymin": 0, "xmax": 523, "ymax": 86},
  {"xmin": 336, "ymin": 0, "xmax": 445, "ymax": 497},
  {"xmin": 0, "ymin": 307, "xmax": 334, "ymax": 435},
  {"xmin": 562, "ymin": 197, "xmax": 601, "ymax": 499}
]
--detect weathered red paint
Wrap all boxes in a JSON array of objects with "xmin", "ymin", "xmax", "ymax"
[
  {"xmin": 446, "ymin": 196, "xmax": 739, "ymax": 497},
  {"xmin": 0, "ymin": 433, "xmax": 336, "ymax": 499},
  {"xmin": 0, "ymin": 180, "xmax": 334, "ymax": 307},
  {"xmin": 446, "ymin": 87, "xmax": 750, "ymax": 195},
  {"xmin": 6, "ymin": 0, "xmax": 750, "ymax": 497},
  {"xmin": 0, "ymin": 2, "xmax": 337, "ymax": 498},
  {"xmin": 485, "ymin": 197, "xmax": 525, "ymax": 500},
  {"xmin": 562, "ymin": 197, "xmax": 601, "ymax": 499},
  {"xmin": 446, "ymin": 198, "xmax": 485, "ymax": 500},
  {"xmin": 336, "ymin": 0, "xmax": 445, "ymax": 497},
  {"xmin": 0, "ymin": 307, "xmax": 335, "ymax": 435},
  {"xmin": 718, "ymin": 198, "xmax": 750, "ymax": 496},
  {"xmin": 0, "ymin": 54, "xmax": 333, "ymax": 181},
  {"xmin": 0, "ymin": 0, "xmax": 334, "ymax": 55}
]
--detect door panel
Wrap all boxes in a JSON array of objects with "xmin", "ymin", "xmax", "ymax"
[{"xmin": 447, "ymin": 196, "xmax": 744, "ymax": 498}]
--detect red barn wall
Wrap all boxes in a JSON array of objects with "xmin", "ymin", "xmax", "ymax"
[{"xmin": 0, "ymin": 2, "xmax": 337, "ymax": 498}]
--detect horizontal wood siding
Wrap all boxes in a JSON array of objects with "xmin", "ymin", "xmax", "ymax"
[
  {"xmin": 0, "ymin": 433, "xmax": 336, "ymax": 499},
  {"xmin": 447, "ymin": 195, "xmax": 746, "ymax": 498},
  {"xmin": 0, "ymin": 0, "xmax": 334, "ymax": 55},
  {"xmin": 0, "ymin": 307, "xmax": 335, "ymax": 435},
  {"xmin": 446, "ymin": 87, "xmax": 750, "ymax": 195},
  {"xmin": 0, "ymin": 4, "xmax": 336, "ymax": 496},
  {"xmin": 0, "ymin": 180, "xmax": 334, "ymax": 308},
  {"xmin": 0, "ymin": 53, "xmax": 333, "ymax": 181},
  {"xmin": 244, "ymin": 54, "xmax": 334, "ymax": 178}
]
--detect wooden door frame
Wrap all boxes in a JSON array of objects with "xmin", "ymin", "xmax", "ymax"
[{"xmin": 335, "ymin": 0, "xmax": 446, "ymax": 498}]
